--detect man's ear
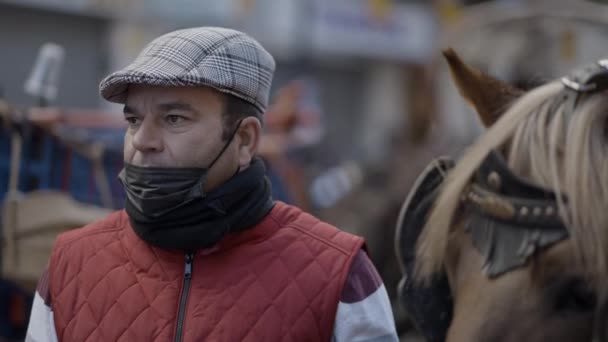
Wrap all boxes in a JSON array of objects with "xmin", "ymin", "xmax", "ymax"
[{"xmin": 236, "ymin": 116, "xmax": 262, "ymax": 167}]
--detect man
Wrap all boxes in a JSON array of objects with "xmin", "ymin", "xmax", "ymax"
[{"xmin": 25, "ymin": 27, "xmax": 397, "ymax": 341}]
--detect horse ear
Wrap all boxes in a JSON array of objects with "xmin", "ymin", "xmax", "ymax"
[{"xmin": 443, "ymin": 48, "xmax": 524, "ymax": 127}]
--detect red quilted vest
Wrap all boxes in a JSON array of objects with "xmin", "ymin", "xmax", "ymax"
[{"xmin": 48, "ymin": 202, "xmax": 364, "ymax": 341}]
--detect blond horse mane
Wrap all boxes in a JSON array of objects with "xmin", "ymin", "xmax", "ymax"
[{"xmin": 416, "ymin": 80, "xmax": 608, "ymax": 287}]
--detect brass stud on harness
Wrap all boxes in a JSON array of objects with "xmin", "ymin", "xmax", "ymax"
[
  {"xmin": 546, "ymin": 206, "xmax": 555, "ymax": 216},
  {"xmin": 533, "ymin": 207, "xmax": 542, "ymax": 217},
  {"xmin": 520, "ymin": 207, "xmax": 529, "ymax": 216},
  {"xmin": 487, "ymin": 172, "xmax": 502, "ymax": 191}
]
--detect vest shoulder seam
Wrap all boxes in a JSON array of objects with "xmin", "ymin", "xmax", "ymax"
[
  {"xmin": 287, "ymin": 220, "xmax": 357, "ymax": 256},
  {"xmin": 57, "ymin": 225, "xmax": 123, "ymax": 250}
]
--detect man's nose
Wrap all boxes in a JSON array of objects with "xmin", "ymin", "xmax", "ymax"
[{"xmin": 131, "ymin": 118, "xmax": 163, "ymax": 153}]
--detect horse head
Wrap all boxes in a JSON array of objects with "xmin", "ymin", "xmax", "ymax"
[{"xmin": 397, "ymin": 49, "xmax": 608, "ymax": 342}]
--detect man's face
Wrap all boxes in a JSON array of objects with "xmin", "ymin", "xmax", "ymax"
[{"xmin": 123, "ymin": 85, "xmax": 239, "ymax": 191}]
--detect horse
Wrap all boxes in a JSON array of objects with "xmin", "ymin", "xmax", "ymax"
[{"xmin": 395, "ymin": 49, "xmax": 608, "ymax": 342}]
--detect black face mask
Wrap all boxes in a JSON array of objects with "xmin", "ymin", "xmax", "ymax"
[{"xmin": 118, "ymin": 121, "xmax": 274, "ymax": 251}]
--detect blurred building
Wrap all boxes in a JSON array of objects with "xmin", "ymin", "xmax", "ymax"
[
  {"xmin": 0, "ymin": 0, "xmax": 438, "ymax": 165},
  {"xmin": 3, "ymin": 0, "xmax": 608, "ymax": 201}
]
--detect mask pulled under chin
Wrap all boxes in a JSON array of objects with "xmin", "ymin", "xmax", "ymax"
[{"xmin": 118, "ymin": 157, "xmax": 274, "ymax": 251}]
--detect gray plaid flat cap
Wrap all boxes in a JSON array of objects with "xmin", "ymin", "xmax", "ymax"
[{"xmin": 99, "ymin": 27, "xmax": 275, "ymax": 113}]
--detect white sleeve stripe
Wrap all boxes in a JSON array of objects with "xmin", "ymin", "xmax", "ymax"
[
  {"xmin": 333, "ymin": 284, "xmax": 399, "ymax": 342},
  {"xmin": 25, "ymin": 292, "xmax": 58, "ymax": 342}
]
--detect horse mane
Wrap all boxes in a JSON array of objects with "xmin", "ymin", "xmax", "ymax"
[{"xmin": 415, "ymin": 80, "xmax": 608, "ymax": 286}]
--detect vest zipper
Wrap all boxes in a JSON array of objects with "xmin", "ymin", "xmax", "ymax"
[{"xmin": 175, "ymin": 253, "xmax": 193, "ymax": 342}]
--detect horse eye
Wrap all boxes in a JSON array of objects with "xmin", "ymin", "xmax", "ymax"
[{"xmin": 550, "ymin": 277, "xmax": 596, "ymax": 313}]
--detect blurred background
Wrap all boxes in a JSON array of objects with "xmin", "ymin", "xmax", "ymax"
[{"xmin": 1, "ymin": 0, "xmax": 608, "ymax": 340}]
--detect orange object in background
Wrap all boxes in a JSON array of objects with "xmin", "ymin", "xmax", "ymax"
[{"xmin": 259, "ymin": 79, "xmax": 325, "ymax": 212}]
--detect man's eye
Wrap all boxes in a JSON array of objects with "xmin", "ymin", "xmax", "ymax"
[
  {"xmin": 166, "ymin": 115, "xmax": 185, "ymax": 124},
  {"xmin": 125, "ymin": 117, "xmax": 140, "ymax": 126}
]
